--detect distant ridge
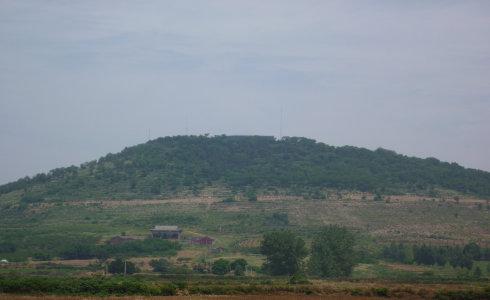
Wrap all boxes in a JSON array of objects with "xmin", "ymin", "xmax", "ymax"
[{"xmin": 1, "ymin": 135, "xmax": 489, "ymax": 201}]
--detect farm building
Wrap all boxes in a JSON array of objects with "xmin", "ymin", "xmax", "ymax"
[
  {"xmin": 190, "ymin": 236, "xmax": 214, "ymax": 246},
  {"xmin": 150, "ymin": 225, "xmax": 182, "ymax": 239}
]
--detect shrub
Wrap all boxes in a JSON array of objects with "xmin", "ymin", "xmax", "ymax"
[
  {"xmin": 102, "ymin": 238, "xmax": 181, "ymax": 257},
  {"xmin": 20, "ymin": 194, "xmax": 44, "ymax": 204},
  {"xmin": 372, "ymin": 287, "xmax": 389, "ymax": 297},
  {"xmin": 230, "ymin": 258, "xmax": 248, "ymax": 270},
  {"xmin": 0, "ymin": 276, "xmax": 176, "ymax": 296},
  {"xmin": 473, "ymin": 266, "xmax": 482, "ymax": 278},
  {"xmin": 288, "ymin": 273, "xmax": 309, "ymax": 284},
  {"xmin": 150, "ymin": 258, "xmax": 171, "ymax": 273},
  {"xmin": 108, "ymin": 258, "xmax": 137, "ymax": 275},
  {"xmin": 230, "ymin": 258, "xmax": 248, "ymax": 276},
  {"xmin": 246, "ymin": 190, "xmax": 257, "ymax": 202},
  {"xmin": 222, "ymin": 197, "xmax": 235, "ymax": 203},
  {"xmin": 212, "ymin": 259, "xmax": 230, "ymax": 275},
  {"xmin": 60, "ymin": 242, "xmax": 96, "ymax": 260}
]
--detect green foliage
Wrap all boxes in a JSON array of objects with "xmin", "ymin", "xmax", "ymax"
[
  {"xmin": 2, "ymin": 135, "xmax": 490, "ymax": 201},
  {"xmin": 230, "ymin": 258, "xmax": 248, "ymax": 276},
  {"xmin": 2, "ymin": 234, "xmax": 181, "ymax": 261},
  {"xmin": 463, "ymin": 242, "xmax": 481, "ymax": 260},
  {"xmin": 20, "ymin": 193, "xmax": 44, "ymax": 204},
  {"xmin": 381, "ymin": 242, "xmax": 414, "ymax": 264},
  {"xmin": 0, "ymin": 242, "xmax": 16, "ymax": 253},
  {"xmin": 60, "ymin": 241, "xmax": 96, "ymax": 259},
  {"xmin": 473, "ymin": 266, "xmax": 482, "ymax": 278},
  {"xmin": 102, "ymin": 239, "xmax": 181, "ymax": 257},
  {"xmin": 434, "ymin": 288, "xmax": 490, "ymax": 300},
  {"xmin": 108, "ymin": 258, "xmax": 137, "ymax": 274},
  {"xmin": 308, "ymin": 225, "xmax": 356, "ymax": 278},
  {"xmin": 212, "ymin": 258, "xmax": 231, "ymax": 275},
  {"xmin": 245, "ymin": 190, "xmax": 257, "ymax": 202},
  {"xmin": 0, "ymin": 275, "xmax": 176, "ymax": 296},
  {"xmin": 230, "ymin": 258, "xmax": 247, "ymax": 270},
  {"xmin": 288, "ymin": 273, "xmax": 310, "ymax": 284},
  {"xmin": 233, "ymin": 264, "xmax": 245, "ymax": 276},
  {"xmin": 150, "ymin": 258, "xmax": 171, "ymax": 273},
  {"xmin": 381, "ymin": 242, "xmax": 488, "ymax": 269},
  {"xmin": 264, "ymin": 213, "xmax": 289, "ymax": 227},
  {"xmin": 372, "ymin": 287, "xmax": 389, "ymax": 297},
  {"xmin": 260, "ymin": 230, "xmax": 308, "ymax": 276},
  {"xmin": 222, "ymin": 197, "xmax": 236, "ymax": 203}
]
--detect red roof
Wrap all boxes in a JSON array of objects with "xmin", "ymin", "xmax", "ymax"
[{"xmin": 190, "ymin": 236, "xmax": 214, "ymax": 245}]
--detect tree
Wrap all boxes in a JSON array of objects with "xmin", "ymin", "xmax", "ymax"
[
  {"xmin": 150, "ymin": 258, "xmax": 171, "ymax": 273},
  {"xmin": 414, "ymin": 245, "xmax": 436, "ymax": 265},
  {"xmin": 212, "ymin": 259, "xmax": 230, "ymax": 275},
  {"xmin": 233, "ymin": 264, "xmax": 245, "ymax": 276},
  {"xmin": 108, "ymin": 258, "xmax": 137, "ymax": 275},
  {"xmin": 246, "ymin": 190, "xmax": 257, "ymax": 202},
  {"xmin": 59, "ymin": 242, "xmax": 96, "ymax": 260},
  {"xmin": 308, "ymin": 225, "xmax": 355, "ymax": 278},
  {"xmin": 463, "ymin": 242, "xmax": 481, "ymax": 260},
  {"xmin": 20, "ymin": 193, "xmax": 44, "ymax": 204},
  {"xmin": 230, "ymin": 258, "xmax": 248, "ymax": 276},
  {"xmin": 373, "ymin": 193, "xmax": 383, "ymax": 201},
  {"xmin": 473, "ymin": 266, "xmax": 482, "ymax": 278},
  {"xmin": 4, "ymin": 135, "xmax": 490, "ymax": 201},
  {"xmin": 260, "ymin": 230, "xmax": 308, "ymax": 276}
]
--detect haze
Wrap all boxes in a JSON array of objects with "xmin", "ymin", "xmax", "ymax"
[{"xmin": 1, "ymin": 0, "xmax": 490, "ymax": 184}]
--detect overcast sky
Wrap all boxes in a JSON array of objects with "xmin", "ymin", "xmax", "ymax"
[{"xmin": 1, "ymin": 0, "xmax": 490, "ymax": 184}]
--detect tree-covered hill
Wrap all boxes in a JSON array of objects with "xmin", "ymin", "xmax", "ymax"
[{"xmin": 1, "ymin": 135, "xmax": 490, "ymax": 201}]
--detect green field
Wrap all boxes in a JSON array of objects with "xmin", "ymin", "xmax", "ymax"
[
  {"xmin": 1, "ymin": 187, "xmax": 489, "ymax": 299},
  {"xmin": 1, "ymin": 191, "xmax": 489, "ymax": 264}
]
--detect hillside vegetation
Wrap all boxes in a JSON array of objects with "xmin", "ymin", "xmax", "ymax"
[{"xmin": 1, "ymin": 135, "xmax": 490, "ymax": 202}]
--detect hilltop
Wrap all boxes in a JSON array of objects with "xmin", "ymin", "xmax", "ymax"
[{"xmin": 1, "ymin": 135, "xmax": 490, "ymax": 203}]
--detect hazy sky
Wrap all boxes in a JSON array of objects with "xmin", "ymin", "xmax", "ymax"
[{"xmin": 1, "ymin": 0, "xmax": 490, "ymax": 184}]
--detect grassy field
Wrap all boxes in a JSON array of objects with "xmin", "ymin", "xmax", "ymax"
[
  {"xmin": 1, "ymin": 192, "xmax": 489, "ymax": 261},
  {"xmin": 1, "ymin": 191, "xmax": 489, "ymax": 249},
  {"xmin": 1, "ymin": 191, "xmax": 489, "ymax": 297}
]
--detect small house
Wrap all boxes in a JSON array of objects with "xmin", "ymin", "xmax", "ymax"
[
  {"xmin": 150, "ymin": 225, "xmax": 182, "ymax": 239},
  {"xmin": 190, "ymin": 236, "xmax": 214, "ymax": 246}
]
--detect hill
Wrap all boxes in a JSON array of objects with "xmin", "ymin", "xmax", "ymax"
[
  {"xmin": 1, "ymin": 135, "xmax": 490, "ymax": 202},
  {"xmin": 0, "ymin": 136, "xmax": 489, "ymax": 288}
]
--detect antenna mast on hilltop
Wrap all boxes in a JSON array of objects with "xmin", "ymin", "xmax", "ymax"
[{"xmin": 279, "ymin": 105, "xmax": 284, "ymax": 139}]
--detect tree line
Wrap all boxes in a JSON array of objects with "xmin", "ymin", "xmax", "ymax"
[
  {"xmin": 2, "ymin": 135, "xmax": 490, "ymax": 201},
  {"xmin": 0, "ymin": 236, "xmax": 181, "ymax": 262},
  {"xmin": 382, "ymin": 242, "xmax": 490, "ymax": 269}
]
